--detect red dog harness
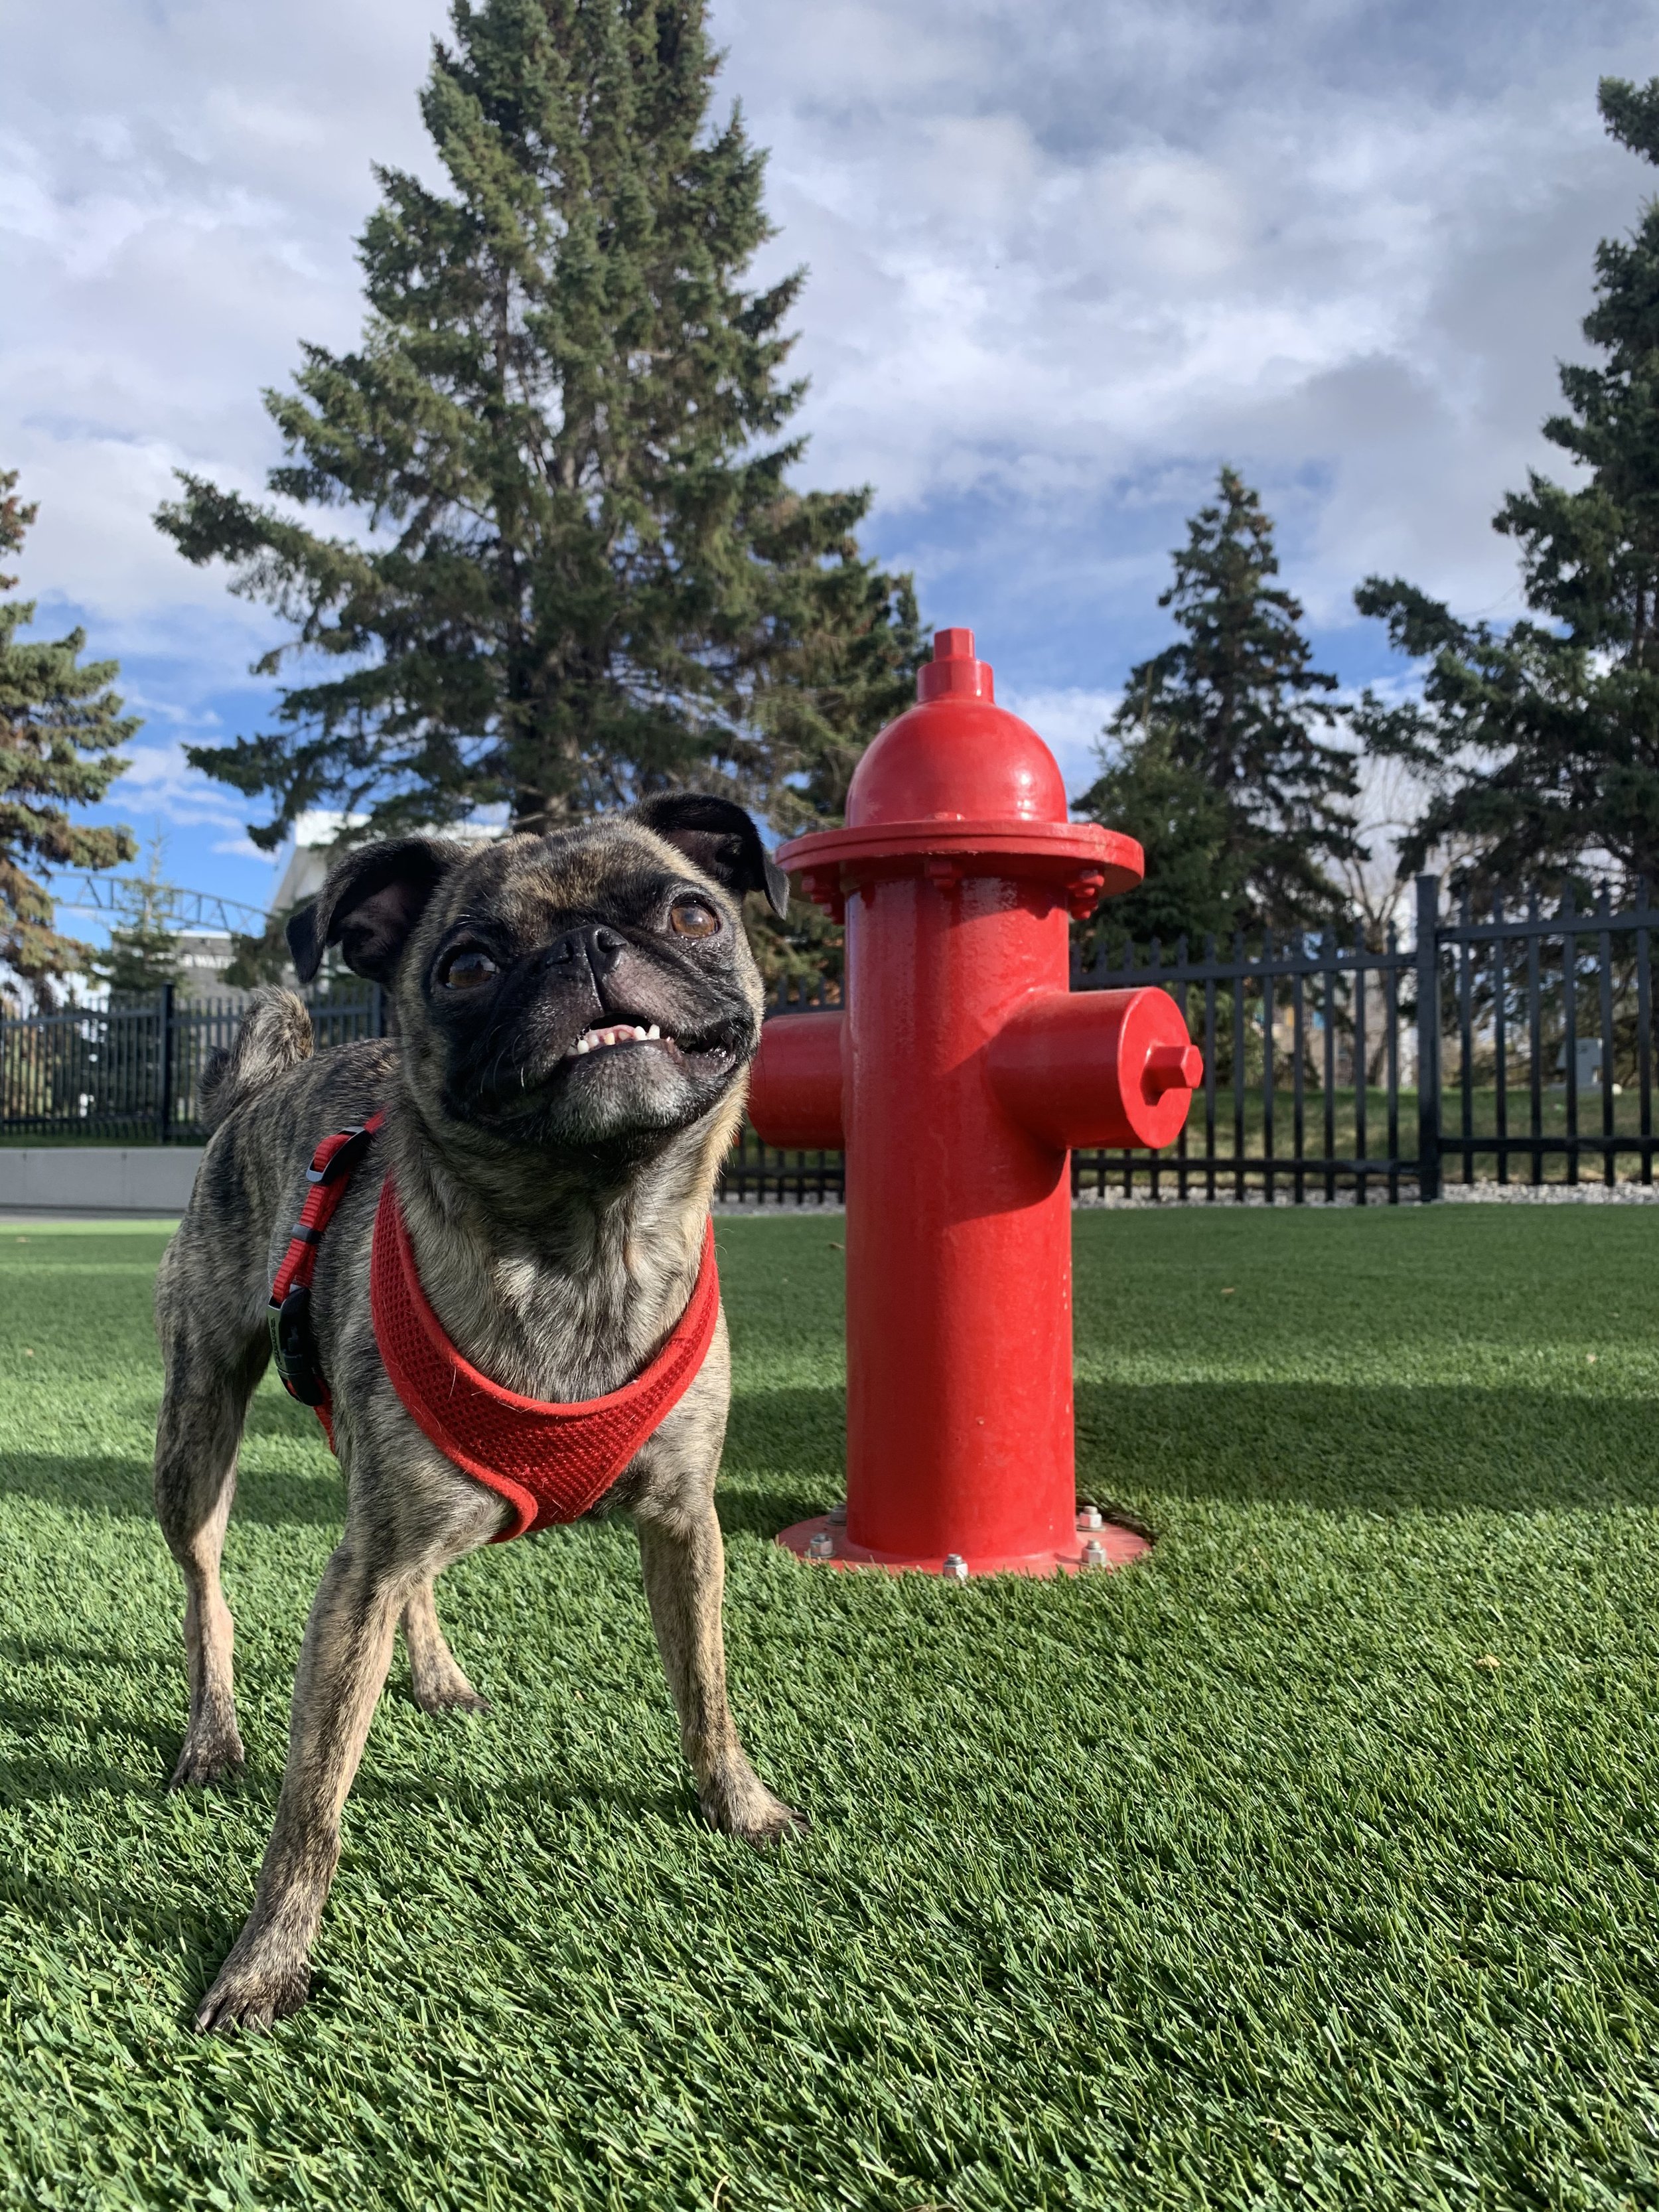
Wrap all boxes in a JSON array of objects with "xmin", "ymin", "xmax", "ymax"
[{"xmin": 269, "ymin": 1118, "xmax": 721, "ymax": 1536}]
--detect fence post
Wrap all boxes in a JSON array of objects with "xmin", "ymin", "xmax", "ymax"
[
  {"xmin": 1414, "ymin": 874, "xmax": 1441, "ymax": 1202},
  {"xmin": 157, "ymin": 982, "xmax": 177, "ymax": 1145}
]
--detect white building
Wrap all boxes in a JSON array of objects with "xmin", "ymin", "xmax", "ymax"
[{"xmin": 269, "ymin": 810, "xmax": 507, "ymax": 917}]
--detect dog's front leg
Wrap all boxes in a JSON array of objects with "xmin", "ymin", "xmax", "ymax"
[
  {"xmin": 636, "ymin": 1505, "xmax": 806, "ymax": 1844},
  {"xmin": 195, "ymin": 1539, "xmax": 407, "ymax": 2031}
]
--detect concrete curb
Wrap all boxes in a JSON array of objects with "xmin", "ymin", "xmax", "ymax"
[{"xmin": 0, "ymin": 1147, "xmax": 202, "ymax": 1217}]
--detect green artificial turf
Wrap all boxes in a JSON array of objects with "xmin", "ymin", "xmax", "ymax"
[{"xmin": 0, "ymin": 1206, "xmax": 1656, "ymax": 2209}]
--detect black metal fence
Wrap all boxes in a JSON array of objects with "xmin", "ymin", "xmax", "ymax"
[
  {"xmin": 3, "ymin": 878, "xmax": 1654, "ymax": 1204},
  {"xmin": 1068, "ymin": 874, "xmax": 1657, "ymax": 1203},
  {"xmin": 0, "ymin": 985, "xmax": 388, "ymax": 1145}
]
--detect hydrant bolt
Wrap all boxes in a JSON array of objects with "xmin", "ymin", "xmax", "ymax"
[
  {"xmin": 807, "ymin": 1531, "xmax": 835, "ymax": 1561},
  {"xmin": 1082, "ymin": 1539, "xmax": 1108, "ymax": 1568},
  {"xmin": 1077, "ymin": 1507, "xmax": 1104, "ymax": 1531},
  {"xmin": 1149, "ymin": 1043, "xmax": 1206, "ymax": 1097},
  {"xmin": 942, "ymin": 1554, "xmax": 970, "ymax": 1582}
]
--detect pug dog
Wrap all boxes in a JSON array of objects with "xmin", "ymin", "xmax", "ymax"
[{"xmin": 153, "ymin": 795, "xmax": 806, "ymax": 2033}]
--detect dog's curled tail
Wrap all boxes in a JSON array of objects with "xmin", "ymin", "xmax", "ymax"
[{"xmin": 199, "ymin": 988, "xmax": 314, "ymax": 1133}]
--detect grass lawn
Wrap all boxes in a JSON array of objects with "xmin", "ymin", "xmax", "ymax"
[{"xmin": 0, "ymin": 1208, "xmax": 1656, "ymax": 2209}]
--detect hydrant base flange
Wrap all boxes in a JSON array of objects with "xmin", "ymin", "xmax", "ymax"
[{"xmin": 776, "ymin": 1515, "xmax": 1151, "ymax": 1579}]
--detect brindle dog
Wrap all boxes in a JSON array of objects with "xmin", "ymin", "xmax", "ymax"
[{"xmin": 153, "ymin": 796, "xmax": 806, "ymax": 2033}]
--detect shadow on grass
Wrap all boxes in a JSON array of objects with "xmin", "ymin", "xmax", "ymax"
[
  {"xmin": 725, "ymin": 1380, "xmax": 1659, "ymax": 1518},
  {"xmin": 1076, "ymin": 1380, "xmax": 1659, "ymax": 1512},
  {"xmin": 0, "ymin": 1453, "xmax": 343, "ymax": 1526},
  {"xmin": 3, "ymin": 1378, "xmax": 1652, "ymax": 1531},
  {"xmin": 0, "ymin": 1725, "xmax": 690, "ymax": 1831},
  {"xmin": 716, "ymin": 1384, "xmax": 845, "ymax": 1536}
]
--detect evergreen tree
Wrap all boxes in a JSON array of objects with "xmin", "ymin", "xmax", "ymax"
[
  {"xmin": 92, "ymin": 840, "xmax": 183, "ymax": 1001},
  {"xmin": 1355, "ymin": 78, "xmax": 1659, "ymax": 902},
  {"xmin": 1074, "ymin": 728, "xmax": 1248, "ymax": 954},
  {"xmin": 157, "ymin": 0, "xmax": 920, "ymax": 851},
  {"xmin": 0, "ymin": 471, "xmax": 136, "ymax": 998},
  {"xmin": 1076, "ymin": 468, "xmax": 1360, "ymax": 943}
]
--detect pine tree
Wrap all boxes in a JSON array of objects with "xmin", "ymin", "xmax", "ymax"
[
  {"xmin": 1354, "ymin": 78, "xmax": 1659, "ymax": 902},
  {"xmin": 157, "ymin": 0, "xmax": 920, "ymax": 851},
  {"xmin": 0, "ymin": 471, "xmax": 136, "ymax": 999},
  {"xmin": 1075, "ymin": 468, "xmax": 1360, "ymax": 943},
  {"xmin": 92, "ymin": 840, "xmax": 183, "ymax": 1002}
]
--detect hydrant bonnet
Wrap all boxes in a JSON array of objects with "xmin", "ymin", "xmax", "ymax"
[{"xmin": 845, "ymin": 627, "xmax": 1067, "ymax": 830}]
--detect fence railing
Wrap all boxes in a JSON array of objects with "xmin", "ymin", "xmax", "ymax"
[
  {"xmin": 0, "ymin": 984, "xmax": 388, "ymax": 1145},
  {"xmin": 3, "ymin": 879, "xmax": 1652, "ymax": 1204}
]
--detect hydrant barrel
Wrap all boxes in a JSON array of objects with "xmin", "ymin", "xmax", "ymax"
[
  {"xmin": 770, "ymin": 626, "xmax": 1200, "ymax": 1578},
  {"xmin": 842, "ymin": 872, "xmax": 1088, "ymax": 1571}
]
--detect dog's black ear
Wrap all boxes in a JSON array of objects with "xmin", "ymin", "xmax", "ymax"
[
  {"xmin": 286, "ymin": 838, "xmax": 459, "ymax": 986},
  {"xmin": 633, "ymin": 794, "xmax": 790, "ymax": 919}
]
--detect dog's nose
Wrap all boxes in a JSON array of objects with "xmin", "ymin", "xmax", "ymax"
[{"xmin": 547, "ymin": 924, "xmax": 626, "ymax": 978}]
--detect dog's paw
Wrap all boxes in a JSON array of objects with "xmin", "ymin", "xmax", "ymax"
[
  {"xmin": 411, "ymin": 1678, "xmax": 491, "ymax": 1719},
  {"xmin": 167, "ymin": 1726, "xmax": 246, "ymax": 1792},
  {"xmin": 701, "ymin": 1774, "xmax": 810, "ymax": 1847},
  {"xmin": 408, "ymin": 1657, "xmax": 491, "ymax": 1718},
  {"xmin": 194, "ymin": 1953, "xmax": 311, "ymax": 2035},
  {"xmin": 737, "ymin": 1797, "xmax": 811, "ymax": 1848}
]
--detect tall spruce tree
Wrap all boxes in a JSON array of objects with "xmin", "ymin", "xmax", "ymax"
[
  {"xmin": 1076, "ymin": 468, "xmax": 1360, "ymax": 944},
  {"xmin": 0, "ymin": 471, "xmax": 136, "ymax": 998},
  {"xmin": 1354, "ymin": 77, "xmax": 1659, "ymax": 901},
  {"xmin": 157, "ymin": 0, "xmax": 920, "ymax": 851}
]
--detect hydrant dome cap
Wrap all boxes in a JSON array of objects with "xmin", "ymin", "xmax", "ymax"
[{"xmin": 846, "ymin": 627, "xmax": 1069, "ymax": 828}]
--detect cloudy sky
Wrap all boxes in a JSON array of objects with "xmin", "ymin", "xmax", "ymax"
[{"xmin": 5, "ymin": 0, "xmax": 1659, "ymax": 922}]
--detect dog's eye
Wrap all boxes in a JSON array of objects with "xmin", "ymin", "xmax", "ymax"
[
  {"xmin": 437, "ymin": 946, "xmax": 500, "ymax": 991},
  {"xmin": 669, "ymin": 898, "xmax": 721, "ymax": 940}
]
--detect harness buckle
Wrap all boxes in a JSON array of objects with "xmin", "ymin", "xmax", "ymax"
[
  {"xmin": 269, "ymin": 1284, "xmax": 328, "ymax": 1406},
  {"xmin": 306, "ymin": 1123, "xmax": 374, "ymax": 1186}
]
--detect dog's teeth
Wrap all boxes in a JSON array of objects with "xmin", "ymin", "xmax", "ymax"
[{"xmin": 571, "ymin": 1023, "xmax": 656, "ymax": 1057}]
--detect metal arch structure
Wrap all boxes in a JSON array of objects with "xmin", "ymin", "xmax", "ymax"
[{"xmin": 48, "ymin": 873, "xmax": 273, "ymax": 937}]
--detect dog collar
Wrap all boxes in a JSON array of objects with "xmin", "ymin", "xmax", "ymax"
[
  {"xmin": 271, "ymin": 1116, "xmax": 721, "ymax": 1535},
  {"xmin": 370, "ymin": 1174, "xmax": 720, "ymax": 1538}
]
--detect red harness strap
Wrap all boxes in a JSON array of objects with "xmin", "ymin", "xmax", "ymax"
[
  {"xmin": 370, "ymin": 1178, "xmax": 720, "ymax": 1538},
  {"xmin": 269, "ymin": 1114, "xmax": 722, "ymax": 1536},
  {"xmin": 269, "ymin": 1114, "xmax": 387, "ymax": 1450}
]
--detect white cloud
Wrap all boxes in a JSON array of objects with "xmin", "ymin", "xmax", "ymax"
[
  {"xmin": 5, "ymin": 0, "xmax": 1659, "ymax": 866},
  {"xmin": 109, "ymin": 737, "xmax": 247, "ymax": 831}
]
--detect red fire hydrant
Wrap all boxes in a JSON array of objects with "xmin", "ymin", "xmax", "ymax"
[{"xmin": 749, "ymin": 627, "xmax": 1202, "ymax": 1577}]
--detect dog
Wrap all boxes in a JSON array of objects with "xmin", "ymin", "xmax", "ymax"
[{"xmin": 153, "ymin": 794, "xmax": 806, "ymax": 2032}]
